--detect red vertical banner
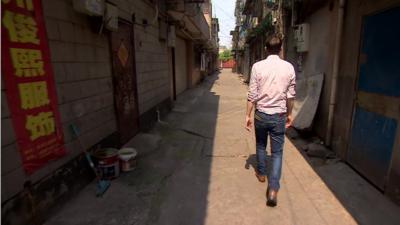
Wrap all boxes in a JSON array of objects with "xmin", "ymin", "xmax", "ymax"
[{"xmin": 2, "ymin": 0, "xmax": 65, "ymax": 174}]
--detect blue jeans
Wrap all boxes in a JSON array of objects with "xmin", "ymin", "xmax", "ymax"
[{"xmin": 254, "ymin": 110, "xmax": 285, "ymax": 191}]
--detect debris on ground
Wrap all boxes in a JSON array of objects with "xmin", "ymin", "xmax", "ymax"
[
  {"xmin": 305, "ymin": 143, "xmax": 336, "ymax": 159},
  {"xmin": 286, "ymin": 128, "xmax": 299, "ymax": 139},
  {"xmin": 310, "ymin": 136, "xmax": 324, "ymax": 145}
]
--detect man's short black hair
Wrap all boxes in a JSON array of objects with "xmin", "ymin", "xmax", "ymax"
[{"xmin": 266, "ymin": 35, "xmax": 282, "ymax": 54}]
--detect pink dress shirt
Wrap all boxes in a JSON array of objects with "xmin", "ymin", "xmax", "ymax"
[{"xmin": 248, "ymin": 55, "xmax": 296, "ymax": 114}]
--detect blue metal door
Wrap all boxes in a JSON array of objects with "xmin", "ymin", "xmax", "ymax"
[{"xmin": 348, "ymin": 7, "xmax": 400, "ymax": 189}]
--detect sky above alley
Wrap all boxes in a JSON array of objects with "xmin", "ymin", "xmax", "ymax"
[{"xmin": 212, "ymin": 0, "xmax": 235, "ymax": 49}]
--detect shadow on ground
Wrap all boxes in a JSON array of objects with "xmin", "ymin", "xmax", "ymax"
[
  {"xmin": 245, "ymin": 154, "xmax": 272, "ymax": 180},
  {"xmin": 45, "ymin": 73, "xmax": 221, "ymax": 225},
  {"xmin": 144, "ymin": 74, "xmax": 221, "ymax": 225},
  {"xmin": 286, "ymin": 130, "xmax": 400, "ymax": 225},
  {"xmin": 45, "ymin": 70, "xmax": 400, "ymax": 225}
]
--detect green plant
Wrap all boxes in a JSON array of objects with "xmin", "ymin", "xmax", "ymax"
[
  {"xmin": 219, "ymin": 49, "xmax": 233, "ymax": 61},
  {"xmin": 245, "ymin": 14, "xmax": 274, "ymax": 42},
  {"xmin": 254, "ymin": 14, "xmax": 274, "ymax": 36}
]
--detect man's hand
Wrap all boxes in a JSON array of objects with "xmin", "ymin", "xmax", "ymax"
[
  {"xmin": 286, "ymin": 98, "xmax": 294, "ymax": 129},
  {"xmin": 246, "ymin": 101, "xmax": 255, "ymax": 131},
  {"xmin": 245, "ymin": 115, "xmax": 253, "ymax": 131},
  {"xmin": 285, "ymin": 115, "xmax": 292, "ymax": 129}
]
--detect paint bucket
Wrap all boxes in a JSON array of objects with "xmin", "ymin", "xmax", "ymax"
[
  {"xmin": 118, "ymin": 148, "xmax": 137, "ymax": 172},
  {"xmin": 93, "ymin": 148, "xmax": 120, "ymax": 179}
]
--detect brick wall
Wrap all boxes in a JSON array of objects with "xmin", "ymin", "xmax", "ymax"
[
  {"xmin": 1, "ymin": 0, "xmax": 116, "ymax": 203},
  {"xmin": 2, "ymin": 0, "xmax": 173, "ymax": 223},
  {"xmin": 1, "ymin": 0, "xmax": 172, "ymax": 205},
  {"xmin": 124, "ymin": 0, "xmax": 170, "ymax": 115},
  {"xmin": 108, "ymin": 0, "xmax": 172, "ymax": 131}
]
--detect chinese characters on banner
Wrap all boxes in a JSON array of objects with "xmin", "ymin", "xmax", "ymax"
[{"xmin": 2, "ymin": 0, "xmax": 65, "ymax": 174}]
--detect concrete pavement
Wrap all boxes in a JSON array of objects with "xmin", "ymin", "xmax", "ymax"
[{"xmin": 45, "ymin": 69, "xmax": 400, "ymax": 225}]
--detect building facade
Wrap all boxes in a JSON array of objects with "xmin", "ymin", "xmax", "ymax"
[
  {"xmin": 231, "ymin": 0, "xmax": 281, "ymax": 82},
  {"xmin": 1, "ymin": 0, "xmax": 219, "ymax": 224},
  {"xmin": 232, "ymin": 0, "xmax": 400, "ymax": 205}
]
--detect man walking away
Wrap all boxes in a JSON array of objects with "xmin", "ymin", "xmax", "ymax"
[{"xmin": 245, "ymin": 35, "xmax": 296, "ymax": 207}]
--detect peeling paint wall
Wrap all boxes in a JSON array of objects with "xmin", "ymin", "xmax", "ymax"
[
  {"xmin": 297, "ymin": 4, "xmax": 337, "ymax": 140},
  {"xmin": 333, "ymin": 0, "xmax": 400, "ymax": 204},
  {"xmin": 1, "ymin": 154, "xmax": 94, "ymax": 225},
  {"xmin": 333, "ymin": 0, "xmax": 399, "ymax": 159}
]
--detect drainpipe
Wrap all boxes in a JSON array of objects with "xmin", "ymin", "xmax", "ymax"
[
  {"xmin": 152, "ymin": 0, "xmax": 159, "ymax": 25},
  {"xmin": 326, "ymin": 0, "xmax": 346, "ymax": 146}
]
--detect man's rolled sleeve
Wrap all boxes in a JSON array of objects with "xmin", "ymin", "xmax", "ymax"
[
  {"xmin": 287, "ymin": 67, "xmax": 296, "ymax": 99},
  {"xmin": 248, "ymin": 65, "xmax": 258, "ymax": 103}
]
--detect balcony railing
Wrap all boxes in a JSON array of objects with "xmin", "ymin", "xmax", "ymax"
[{"xmin": 167, "ymin": 0, "xmax": 211, "ymax": 41}]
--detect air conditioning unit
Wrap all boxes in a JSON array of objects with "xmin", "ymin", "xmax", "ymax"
[
  {"xmin": 294, "ymin": 23, "xmax": 310, "ymax": 52},
  {"xmin": 105, "ymin": 3, "xmax": 118, "ymax": 31},
  {"xmin": 73, "ymin": 0, "xmax": 104, "ymax": 16}
]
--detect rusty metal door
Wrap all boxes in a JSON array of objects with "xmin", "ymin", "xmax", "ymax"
[
  {"xmin": 348, "ymin": 7, "xmax": 400, "ymax": 190},
  {"xmin": 110, "ymin": 20, "xmax": 139, "ymax": 144}
]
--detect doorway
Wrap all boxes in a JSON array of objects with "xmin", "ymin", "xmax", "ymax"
[
  {"xmin": 175, "ymin": 37, "xmax": 188, "ymax": 95},
  {"xmin": 110, "ymin": 20, "xmax": 139, "ymax": 144},
  {"xmin": 168, "ymin": 47, "xmax": 177, "ymax": 100}
]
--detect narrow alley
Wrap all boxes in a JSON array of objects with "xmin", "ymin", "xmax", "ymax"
[
  {"xmin": 2, "ymin": 1, "xmax": 400, "ymax": 225},
  {"xmin": 44, "ymin": 70, "xmax": 400, "ymax": 225}
]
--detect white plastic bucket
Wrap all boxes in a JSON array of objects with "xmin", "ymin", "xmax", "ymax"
[{"xmin": 118, "ymin": 148, "xmax": 137, "ymax": 172}]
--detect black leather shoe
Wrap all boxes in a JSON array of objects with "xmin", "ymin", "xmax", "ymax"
[{"xmin": 266, "ymin": 189, "xmax": 278, "ymax": 207}]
